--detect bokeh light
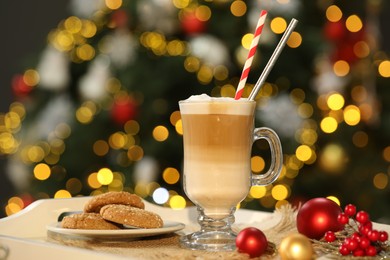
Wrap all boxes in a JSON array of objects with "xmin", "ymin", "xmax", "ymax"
[
  {"xmin": 23, "ymin": 69, "xmax": 40, "ymax": 87},
  {"xmin": 66, "ymin": 178, "xmax": 82, "ymax": 194},
  {"xmin": 162, "ymin": 167, "xmax": 180, "ymax": 184},
  {"xmin": 169, "ymin": 195, "xmax": 186, "ymax": 209},
  {"xmin": 373, "ymin": 173, "xmax": 388, "ymax": 190},
  {"xmin": 320, "ymin": 144, "xmax": 346, "ymax": 173},
  {"xmin": 88, "ymin": 172, "xmax": 102, "ymax": 189},
  {"xmin": 251, "ymin": 156, "xmax": 265, "ymax": 173},
  {"xmin": 153, "ymin": 187, "xmax": 170, "ymax": 204},
  {"xmin": 54, "ymin": 190, "xmax": 72, "ymax": 198},
  {"xmin": 271, "ymin": 184, "xmax": 289, "ymax": 201},
  {"xmin": 97, "ymin": 168, "xmax": 114, "ymax": 185},
  {"xmin": 270, "ymin": 17, "xmax": 287, "ymax": 34},
  {"xmin": 352, "ymin": 131, "xmax": 368, "ymax": 148},
  {"xmin": 320, "ymin": 117, "xmax": 338, "ymax": 133},
  {"xmin": 153, "ymin": 125, "xmax": 169, "ymax": 142},
  {"xmin": 378, "ymin": 60, "xmax": 390, "ymax": 77},
  {"xmin": 295, "ymin": 145, "xmax": 312, "ymax": 162},
  {"xmin": 327, "ymin": 93, "xmax": 344, "ymax": 110},
  {"xmin": 33, "ymin": 163, "xmax": 51, "ymax": 180},
  {"xmin": 196, "ymin": 5, "xmax": 212, "ymax": 22},
  {"xmin": 105, "ymin": 0, "xmax": 122, "ymax": 10},
  {"xmin": 346, "ymin": 14, "xmax": 363, "ymax": 32},
  {"xmin": 353, "ymin": 41, "xmax": 370, "ymax": 58},
  {"xmin": 241, "ymin": 33, "xmax": 253, "ymax": 50},
  {"xmin": 230, "ymin": 0, "xmax": 247, "ymax": 17},
  {"xmin": 287, "ymin": 32, "xmax": 302, "ymax": 48},
  {"xmin": 333, "ymin": 60, "xmax": 350, "ymax": 76},
  {"xmin": 343, "ymin": 105, "xmax": 361, "ymax": 126},
  {"xmin": 249, "ymin": 186, "xmax": 267, "ymax": 199},
  {"xmin": 127, "ymin": 145, "xmax": 144, "ymax": 161},
  {"xmin": 173, "ymin": 0, "xmax": 190, "ymax": 9},
  {"xmin": 326, "ymin": 5, "xmax": 343, "ymax": 22},
  {"xmin": 383, "ymin": 146, "xmax": 390, "ymax": 162},
  {"xmin": 93, "ymin": 140, "xmax": 109, "ymax": 156}
]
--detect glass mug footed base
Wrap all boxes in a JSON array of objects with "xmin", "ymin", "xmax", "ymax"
[{"xmin": 179, "ymin": 207, "xmax": 237, "ymax": 251}]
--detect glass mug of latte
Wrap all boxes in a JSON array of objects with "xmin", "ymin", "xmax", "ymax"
[{"xmin": 178, "ymin": 94, "xmax": 283, "ymax": 251}]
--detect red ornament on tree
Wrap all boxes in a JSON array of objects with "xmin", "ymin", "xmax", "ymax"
[
  {"xmin": 181, "ymin": 12, "xmax": 206, "ymax": 35},
  {"xmin": 297, "ymin": 197, "xmax": 344, "ymax": 239},
  {"xmin": 111, "ymin": 96, "xmax": 137, "ymax": 125},
  {"xmin": 324, "ymin": 20, "xmax": 346, "ymax": 43},
  {"xmin": 236, "ymin": 227, "xmax": 268, "ymax": 258},
  {"xmin": 111, "ymin": 9, "xmax": 128, "ymax": 28},
  {"xmin": 12, "ymin": 74, "xmax": 33, "ymax": 97}
]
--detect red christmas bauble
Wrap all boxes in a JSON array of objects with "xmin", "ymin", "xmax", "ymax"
[
  {"xmin": 181, "ymin": 12, "xmax": 206, "ymax": 35},
  {"xmin": 12, "ymin": 74, "xmax": 32, "ymax": 97},
  {"xmin": 111, "ymin": 10, "xmax": 128, "ymax": 28},
  {"xmin": 324, "ymin": 20, "xmax": 346, "ymax": 43},
  {"xmin": 111, "ymin": 97, "xmax": 137, "ymax": 125},
  {"xmin": 236, "ymin": 227, "xmax": 268, "ymax": 258},
  {"xmin": 297, "ymin": 197, "xmax": 344, "ymax": 239}
]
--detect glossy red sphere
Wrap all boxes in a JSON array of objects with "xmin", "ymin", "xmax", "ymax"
[
  {"xmin": 236, "ymin": 227, "xmax": 268, "ymax": 258},
  {"xmin": 296, "ymin": 198, "xmax": 344, "ymax": 239}
]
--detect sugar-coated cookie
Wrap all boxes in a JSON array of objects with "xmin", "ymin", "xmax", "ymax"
[
  {"xmin": 100, "ymin": 204, "xmax": 163, "ymax": 229},
  {"xmin": 84, "ymin": 191, "xmax": 145, "ymax": 213},
  {"xmin": 61, "ymin": 212, "xmax": 121, "ymax": 230}
]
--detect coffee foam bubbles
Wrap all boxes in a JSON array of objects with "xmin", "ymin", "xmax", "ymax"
[{"xmin": 179, "ymin": 94, "xmax": 254, "ymax": 115}]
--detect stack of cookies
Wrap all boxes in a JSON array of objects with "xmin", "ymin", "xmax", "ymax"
[{"xmin": 61, "ymin": 191, "xmax": 163, "ymax": 230}]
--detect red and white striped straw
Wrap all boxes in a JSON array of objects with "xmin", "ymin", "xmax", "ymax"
[{"xmin": 234, "ymin": 10, "xmax": 267, "ymax": 100}]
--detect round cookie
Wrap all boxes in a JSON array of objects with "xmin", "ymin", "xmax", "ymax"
[
  {"xmin": 100, "ymin": 204, "xmax": 163, "ymax": 229},
  {"xmin": 61, "ymin": 212, "xmax": 121, "ymax": 230},
  {"xmin": 84, "ymin": 191, "xmax": 144, "ymax": 213}
]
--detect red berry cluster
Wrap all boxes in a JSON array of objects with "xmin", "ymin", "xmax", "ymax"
[{"xmin": 324, "ymin": 204, "xmax": 389, "ymax": 257}]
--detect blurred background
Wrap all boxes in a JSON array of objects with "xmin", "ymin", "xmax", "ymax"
[{"xmin": 1, "ymin": 0, "xmax": 389, "ymax": 222}]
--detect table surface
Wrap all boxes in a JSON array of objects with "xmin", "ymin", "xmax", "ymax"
[
  {"xmin": 0, "ymin": 197, "xmax": 279, "ymax": 259},
  {"xmin": 0, "ymin": 197, "xmax": 388, "ymax": 260}
]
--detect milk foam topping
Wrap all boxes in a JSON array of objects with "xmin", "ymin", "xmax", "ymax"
[{"xmin": 179, "ymin": 94, "xmax": 254, "ymax": 115}]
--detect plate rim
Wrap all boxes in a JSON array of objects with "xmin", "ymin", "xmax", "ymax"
[{"xmin": 47, "ymin": 220, "xmax": 185, "ymax": 238}]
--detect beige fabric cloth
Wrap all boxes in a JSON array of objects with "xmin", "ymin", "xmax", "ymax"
[{"xmin": 48, "ymin": 232, "xmax": 271, "ymax": 259}]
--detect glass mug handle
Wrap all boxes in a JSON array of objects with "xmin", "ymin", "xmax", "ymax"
[{"xmin": 251, "ymin": 127, "xmax": 283, "ymax": 186}]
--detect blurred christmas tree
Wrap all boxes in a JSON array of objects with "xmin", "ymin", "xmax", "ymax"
[{"xmin": 1, "ymin": 0, "xmax": 389, "ymax": 222}]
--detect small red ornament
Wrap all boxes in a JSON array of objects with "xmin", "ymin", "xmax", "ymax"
[
  {"xmin": 344, "ymin": 204, "xmax": 356, "ymax": 217},
  {"xmin": 296, "ymin": 198, "xmax": 344, "ymax": 239},
  {"xmin": 356, "ymin": 211, "xmax": 370, "ymax": 224},
  {"xmin": 379, "ymin": 231, "xmax": 389, "ymax": 242},
  {"xmin": 236, "ymin": 227, "xmax": 268, "ymax": 258},
  {"xmin": 324, "ymin": 231, "xmax": 336, "ymax": 242},
  {"xmin": 324, "ymin": 20, "xmax": 346, "ymax": 43},
  {"xmin": 111, "ymin": 10, "xmax": 128, "ymax": 28},
  {"xmin": 111, "ymin": 96, "xmax": 137, "ymax": 125},
  {"xmin": 339, "ymin": 244, "xmax": 350, "ymax": 256},
  {"xmin": 337, "ymin": 212, "xmax": 349, "ymax": 225},
  {"xmin": 367, "ymin": 229, "xmax": 380, "ymax": 241},
  {"xmin": 365, "ymin": 245, "xmax": 377, "ymax": 256},
  {"xmin": 12, "ymin": 74, "xmax": 32, "ymax": 97},
  {"xmin": 359, "ymin": 236, "xmax": 370, "ymax": 249},
  {"xmin": 181, "ymin": 12, "xmax": 206, "ymax": 35}
]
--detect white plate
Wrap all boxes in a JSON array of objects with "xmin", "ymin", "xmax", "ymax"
[{"xmin": 47, "ymin": 221, "xmax": 185, "ymax": 239}]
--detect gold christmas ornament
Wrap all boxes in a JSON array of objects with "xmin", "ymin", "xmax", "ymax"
[{"xmin": 278, "ymin": 233, "xmax": 314, "ymax": 260}]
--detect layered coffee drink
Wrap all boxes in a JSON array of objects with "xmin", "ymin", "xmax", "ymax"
[
  {"xmin": 179, "ymin": 94, "xmax": 282, "ymax": 251},
  {"xmin": 179, "ymin": 94, "xmax": 256, "ymax": 219}
]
